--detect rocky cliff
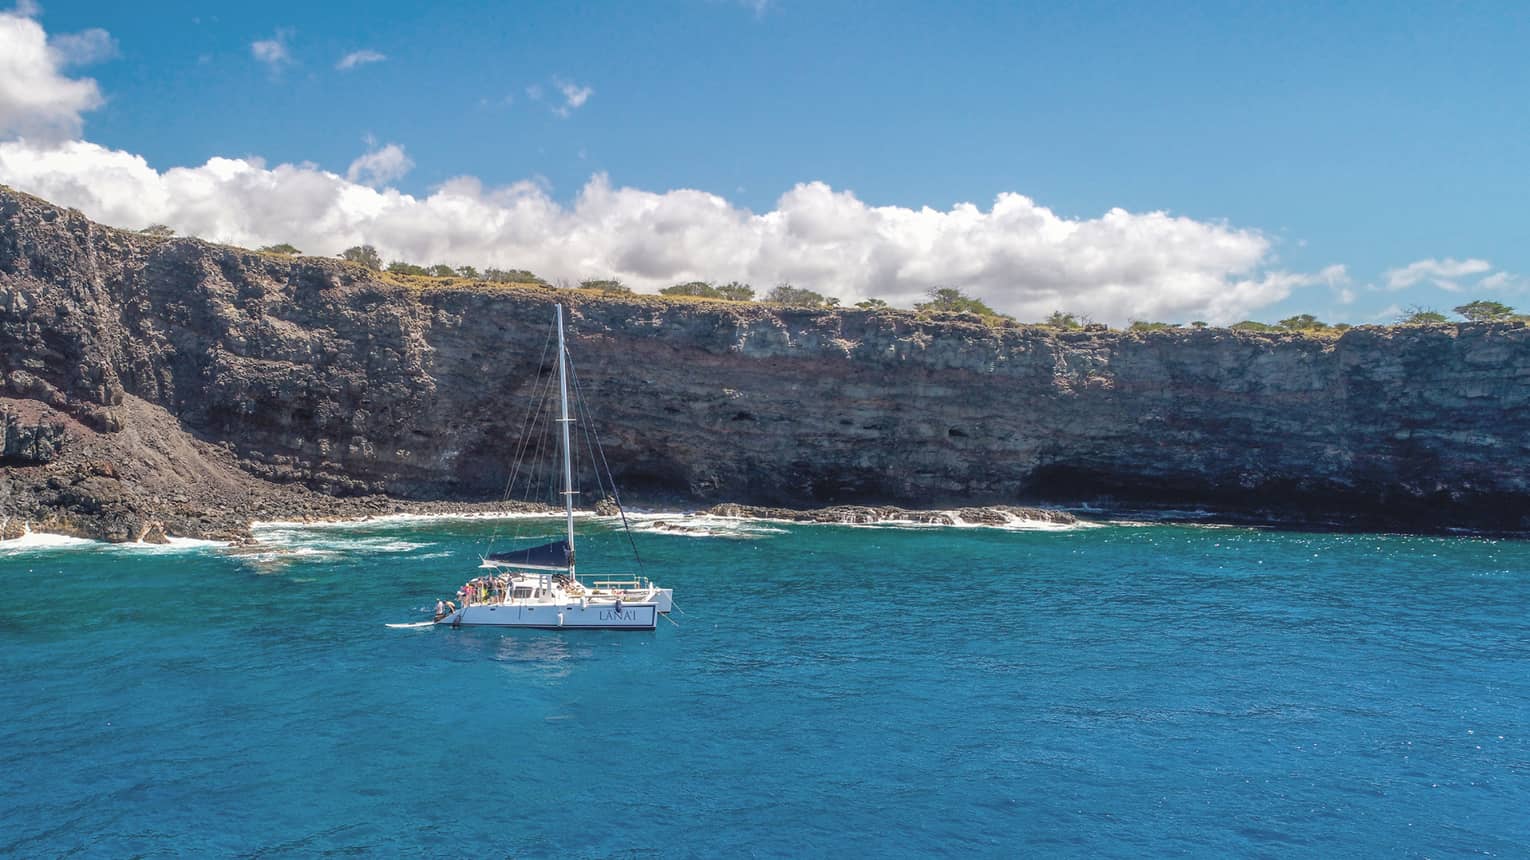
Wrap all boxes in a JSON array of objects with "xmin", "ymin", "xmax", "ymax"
[{"xmin": 2, "ymin": 185, "xmax": 1527, "ymax": 540}]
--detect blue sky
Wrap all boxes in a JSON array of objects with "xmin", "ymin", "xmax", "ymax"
[{"xmin": 4, "ymin": 1, "xmax": 1528, "ymax": 323}]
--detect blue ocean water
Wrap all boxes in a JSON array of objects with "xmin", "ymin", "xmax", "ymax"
[{"xmin": 1, "ymin": 516, "xmax": 1527, "ymax": 858}]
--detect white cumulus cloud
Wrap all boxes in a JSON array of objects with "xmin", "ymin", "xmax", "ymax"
[
  {"xmin": 1384, "ymin": 257, "xmax": 1492, "ymax": 292},
  {"xmin": 1316, "ymin": 263, "xmax": 1355, "ymax": 304},
  {"xmin": 251, "ymin": 29, "xmax": 293, "ymax": 69},
  {"xmin": 49, "ymin": 27, "xmax": 117, "ymax": 66},
  {"xmin": 0, "ymin": 136, "xmax": 1333, "ymax": 324},
  {"xmin": 0, "ymin": 12, "xmax": 1341, "ymax": 325},
  {"xmin": 0, "ymin": 11, "xmax": 105, "ymax": 140},
  {"xmin": 1477, "ymin": 270, "xmax": 1528, "ymax": 294},
  {"xmin": 553, "ymin": 78, "xmax": 592, "ymax": 117},
  {"xmin": 345, "ymin": 141, "xmax": 413, "ymax": 187},
  {"xmin": 336, "ymin": 49, "xmax": 385, "ymax": 71}
]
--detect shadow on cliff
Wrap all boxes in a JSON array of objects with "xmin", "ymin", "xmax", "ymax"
[{"xmin": 1027, "ymin": 464, "xmax": 1530, "ymax": 534}]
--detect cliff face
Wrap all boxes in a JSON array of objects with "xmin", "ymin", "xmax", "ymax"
[{"xmin": 2, "ymin": 185, "xmax": 1528, "ymax": 539}]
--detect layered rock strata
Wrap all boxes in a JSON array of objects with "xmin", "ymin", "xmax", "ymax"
[{"xmin": 3, "ymin": 185, "xmax": 1529, "ymax": 540}]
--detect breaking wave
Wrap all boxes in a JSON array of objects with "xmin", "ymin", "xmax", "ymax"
[
  {"xmin": 625, "ymin": 515, "xmax": 790, "ymax": 539},
  {"xmin": 247, "ymin": 525, "xmax": 436, "ymax": 555},
  {"xmin": 0, "ymin": 529, "xmax": 98, "ymax": 552},
  {"xmin": 248, "ymin": 510, "xmax": 565, "ymax": 531},
  {"xmin": 684, "ymin": 509, "xmax": 1094, "ymax": 532},
  {"xmin": 0, "ymin": 524, "xmax": 229, "ymax": 555}
]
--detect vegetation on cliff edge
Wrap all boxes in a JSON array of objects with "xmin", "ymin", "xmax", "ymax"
[{"xmin": 91, "ymin": 219, "xmax": 1530, "ymax": 336}]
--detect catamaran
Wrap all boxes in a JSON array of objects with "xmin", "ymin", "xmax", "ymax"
[{"xmin": 434, "ymin": 304, "xmax": 671, "ymax": 630}]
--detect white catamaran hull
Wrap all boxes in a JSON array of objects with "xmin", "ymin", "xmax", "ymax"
[{"xmin": 440, "ymin": 601, "xmax": 658, "ymax": 630}]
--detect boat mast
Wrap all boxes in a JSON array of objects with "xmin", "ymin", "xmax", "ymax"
[{"xmin": 555, "ymin": 304, "xmax": 577, "ymax": 577}]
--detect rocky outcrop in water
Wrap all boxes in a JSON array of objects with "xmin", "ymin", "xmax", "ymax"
[
  {"xmin": 703, "ymin": 503, "xmax": 1077, "ymax": 526},
  {"xmin": 3, "ymin": 184, "xmax": 1530, "ymax": 540}
]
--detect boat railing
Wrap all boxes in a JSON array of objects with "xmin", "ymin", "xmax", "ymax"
[{"xmin": 591, "ymin": 579, "xmax": 645, "ymax": 590}]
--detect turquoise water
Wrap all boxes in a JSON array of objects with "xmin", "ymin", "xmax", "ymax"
[{"xmin": 2, "ymin": 517, "xmax": 1527, "ymax": 857}]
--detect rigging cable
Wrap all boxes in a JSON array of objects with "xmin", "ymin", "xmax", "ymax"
[
  {"xmin": 483, "ymin": 316, "xmax": 556, "ymax": 560},
  {"xmin": 566, "ymin": 351, "xmax": 647, "ymax": 576}
]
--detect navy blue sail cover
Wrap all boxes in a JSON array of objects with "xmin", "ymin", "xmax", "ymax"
[{"xmin": 487, "ymin": 540, "xmax": 572, "ymax": 568}]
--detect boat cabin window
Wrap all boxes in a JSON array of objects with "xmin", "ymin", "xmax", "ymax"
[{"xmin": 511, "ymin": 586, "xmax": 534, "ymax": 599}]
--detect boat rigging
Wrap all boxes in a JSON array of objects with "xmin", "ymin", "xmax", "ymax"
[{"xmin": 433, "ymin": 303, "xmax": 671, "ymax": 630}]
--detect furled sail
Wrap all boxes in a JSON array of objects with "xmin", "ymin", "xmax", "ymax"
[{"xmin": 487, "ymin": 540, "xmax": 573, "ymax": 569}]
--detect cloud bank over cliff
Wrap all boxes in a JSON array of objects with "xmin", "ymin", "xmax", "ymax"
[
  {"xmin": 0, "ymin": 11, "xmax": 105, "ymax": 141},
  {"xmin": 0, "ymin": 8, "xmax": 1325, "ymax": 324}
]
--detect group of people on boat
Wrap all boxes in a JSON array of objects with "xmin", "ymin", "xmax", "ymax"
[
  {"xmin": 431, "ymin": 573, "xmax": 508, "ymax": 621},
  {"xmin": 462, "ymin": 573, "xmax": 510, "ymax": 606}
]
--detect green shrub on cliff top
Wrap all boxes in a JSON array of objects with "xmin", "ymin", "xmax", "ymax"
[
  {"xmin": 915, "ymin": 287, "xmax": 997, "ymax": 316},
  {"xmin": 340, "ymin": 245, "xmax": 383, "ymax": 270},
  {"xmin": 1399, "ymin": 305, "xmax": 1449, "ymax": 325},
  {"xmin": 385, "ymin": 261, "xmax": 481, "ymax": 280},
  {"xmin": 716, "ymin": 281, "xmax": 755, "ymax": 301},
  {"xmin": 661, "ymin": 281, "xmax": 722, "ymax": 298},
  {"xmin": 486, "ymin": 268, "xmax": 546, "ymax": 284},
  {"xmin": 1278, "ymin": 314, "xmax": 1329, "ymax": 331},
  {"xmin": 259, "ymin": 243, "xmax": 301, "ymax": 255},
  {"xmin": 579, "ymin": 279, "xmax": 632, "ymax": 294},
  {"xmin": 765, "ymin": 283, "xmax": 835, "ymax": 307},
  {"xmin": 1454, "ymin": 300, "xmax": 1515, "ymax": 321},
  {"xmin": 1041, "ymin": 311, "xmax": 1084, "ymax": 329},
  {"xmin": 1128, "ymin": 320, "xmax": 1178, "ymax": 331}
]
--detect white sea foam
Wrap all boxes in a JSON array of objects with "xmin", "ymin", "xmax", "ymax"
[
  {"xmin": 249, "ymin": 510, "xmax": 564, "ymax": 530},
  {"xmin": 248, "ymin": 505, "xmax": 1100, "ymax": 537},
  {"xmin": 949, "ymin": 513, "xmax": 1092, "ymax": 532},
  {"xmin": 626, "ymin": 514, "xmax": 789, "ymax": 538},
  {"xmin": 228, "ymin": 545, "xmax": 341, "ymax": 564},
  {"xmin": 357, "ymin": 539, "xmax": 434, "ymax": 552},
  {"xmin": 0, "ymin": 528, "xmax": 98, "ymax": 552},
  {"xmin": 0, "ymin": 524, "xmax": 232, "ymax": 554},
  {"xmin": 648, "ymin": 509, "xmax": 1096, "ymax": 533},
  {"xmin": 129, "ymin": 536, "xmax": 229, "ymax": 552},
  {"xmin": 245, "ymin": 526, "xmax": 435, "ymax": 556},
  {"xmin": 0, "ymin": 502, "xmax": 1099, "ymax": 559}
]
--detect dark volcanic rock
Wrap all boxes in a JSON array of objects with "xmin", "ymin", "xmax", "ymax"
[
  {"xmin": 3, "ymin": 184, "xmax": 1530, "ymax": 538},
  {"xmin": 2, "ymin": 405, "xmax": 65, "ymax": 464},
  {"xmin": 704, "ymin": 503, "xmax": 1076, "ymax": 526}
]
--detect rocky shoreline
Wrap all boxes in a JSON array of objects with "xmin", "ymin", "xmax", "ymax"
[
  {"xmin": 700, "ymin": 502, "xmax": 1078, "ymax": 527},
  {"xmin": 0, "ymin": 394, "xmax": 554, "ymax": 544},
  {"xmin": 3, "ymin": 464, "xmax": 1523, "ymax": 546},
  {"xmin": 0, "ymin": 491, "xmax": 1086, "ymax": 546}
]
